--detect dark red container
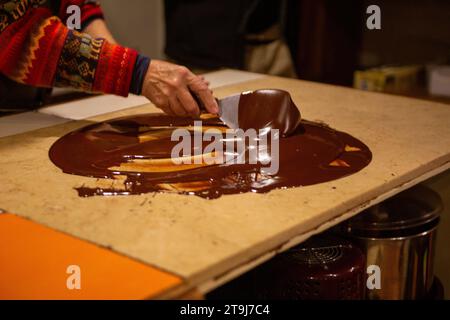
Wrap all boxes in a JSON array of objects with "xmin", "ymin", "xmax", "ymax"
[{"xmin": 253, "ymin": 235, "xmax": 366, "ymax": 300}]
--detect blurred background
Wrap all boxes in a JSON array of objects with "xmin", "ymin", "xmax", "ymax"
[
  {"xmin": 101, "ymin": 0, "xmax": 450, "ymax": 298},
  {"xmin": 101, "ymin": 0, "xmax": 166, "ymax": 59},
  {"xmin": 102, "ymin": 0, "xmax": 450, "ymax": 102}
]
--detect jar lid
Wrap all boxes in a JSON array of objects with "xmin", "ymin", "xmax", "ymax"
[{"xmin": 346, "ymin": 185, "xmax": 442, "ymax": 236}]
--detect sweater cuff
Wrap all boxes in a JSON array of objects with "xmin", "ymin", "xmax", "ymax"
[
  {"xmin": 54, "ymin": 29, "xmax": 137, "ymax": 97},
  {"xmin": 129, "ymin": 55, "xmax": 151, "ymax": 95},
  {"xmin": 92, "ymin": 42, "xmax": 138, "ymax": 97}
]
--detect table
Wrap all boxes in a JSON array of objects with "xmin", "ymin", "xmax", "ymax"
[{"xmin": 1, "ymin": 70, "xmax": 449, "ymax": 298}]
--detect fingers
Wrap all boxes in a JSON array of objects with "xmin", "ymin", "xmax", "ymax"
[
  {"xmin": 158, "ymin": 104, "xmax": 175, "ymax": 116},
  {"xmin": 168, "ymin": 95, "xmax": 187, "ymax": 116},
  {"xmin": 167, "ymin": 91, "xmax": 201, "ymax": 117},
  {"xmin": 188, "ymin": 76, "xmax": 219, "ymax": 114},
  {"xmin": 177, "ymin": 89, "xmax": 200, "ymax": 116},
  {"xmin": 199, "ymin": 75, "xmax": 210, "ymax": 86},
  {"xmin": 141, "ymin": 60, "xmax": 218, "ymax": 117},
  {"xmin": 195, "ymin": 87, "xmax": 219, "ymax": 114}
]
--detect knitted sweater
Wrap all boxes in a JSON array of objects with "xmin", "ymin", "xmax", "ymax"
[{"xmin": 0, "ymin": 0, "xmax": 140, "ymax": 97}]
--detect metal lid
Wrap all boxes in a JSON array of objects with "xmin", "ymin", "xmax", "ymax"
[
  {"xmin": 347, "ymin": 185, "xmax": 442, "ymax": 236},
  {"xmin": 282, "ymin": 235, "xmax": 348, "ymax": 265}
]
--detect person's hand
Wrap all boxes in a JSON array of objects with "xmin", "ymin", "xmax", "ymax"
[{"xmin": 141, "ymin": 60, "xmax": 219, "ymax": 117}]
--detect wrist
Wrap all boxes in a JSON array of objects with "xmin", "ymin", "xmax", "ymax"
[{"xmin": 129, "ymin": 55, "xmax": 151, "ymax": 96}]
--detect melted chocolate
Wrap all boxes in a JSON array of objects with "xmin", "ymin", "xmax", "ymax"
[
  {"xmin": 238, "ymin": 89, "xmax": 300, "ymax": 136},
  {"xmin": 49, "ymin": 90, "xmax": 372, "ymax": 199}
]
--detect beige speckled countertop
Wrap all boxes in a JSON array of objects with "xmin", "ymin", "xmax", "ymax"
[{"xmin": 1, "ymin": 73, "xmax": 449, "ymax": 294}]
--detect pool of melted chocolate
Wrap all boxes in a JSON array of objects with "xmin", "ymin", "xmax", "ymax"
[{"xmin": 49, "ymin": 90, "xmax": 372, "ymax": 199}]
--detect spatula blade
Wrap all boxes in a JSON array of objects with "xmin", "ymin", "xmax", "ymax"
[{"xmin": 218, "ymin": 94, "xmax": 241, "ymax": 129}]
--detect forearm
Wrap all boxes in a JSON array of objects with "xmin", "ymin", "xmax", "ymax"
[
  {"xmin": 56, "ymin": 0, "xmax": 148, "ymax": 96},
  {"xmin": 0, "ymin": 0, "xmax": 216, "ymax": 113},
  {"xmin": 0, "ymin": 6, "xmax": 137, "ymax": 96},
  {"xmin": 55, "ymin": 29, "xmax": 137, "ymax": 96},
  {"xmin": 0, "ymin": 9, "xmax": 68, "ymax": 88}
]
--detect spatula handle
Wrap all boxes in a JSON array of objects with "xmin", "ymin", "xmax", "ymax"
[
  {"xmin": 190, "ymin": 90, "xmax": 219, "ymax": 113},
  {"xmin": 190, "ymin": 90, "xmax": 206, "ymax": 112}
]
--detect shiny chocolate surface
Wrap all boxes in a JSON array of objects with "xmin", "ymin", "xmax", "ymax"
[{"xmin": 49, "ymin": 90, "xmax": 372, "ymax": 199}]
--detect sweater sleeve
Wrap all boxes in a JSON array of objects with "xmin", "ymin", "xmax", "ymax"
[{"xmin": 0, "ymin": 3, "xmax": 137, "ymax": 97}]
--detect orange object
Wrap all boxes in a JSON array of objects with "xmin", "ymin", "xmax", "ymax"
[{"xmin": 0, "ymin": 213, "xmax": 181, "ymax": 300}]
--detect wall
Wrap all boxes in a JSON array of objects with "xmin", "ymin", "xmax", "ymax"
[{"xmin": 100, "ymin": 0, "xmax": 166, "ymax": 59}]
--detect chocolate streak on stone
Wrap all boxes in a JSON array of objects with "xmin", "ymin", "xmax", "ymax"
[{"xmin": 49, "ymin": 91, "xmax": 372, "ymax": 199}]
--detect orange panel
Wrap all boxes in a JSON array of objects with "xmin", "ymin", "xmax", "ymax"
[{"xmin": 0, "ymin": 214, "xmax": 182, "ymax": 300}]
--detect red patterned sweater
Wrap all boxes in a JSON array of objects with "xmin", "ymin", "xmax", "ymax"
[{"xmin": 0, "ymin": 0, "xmax": 138, "ymax": 97}]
